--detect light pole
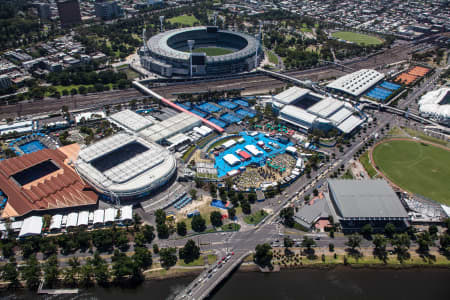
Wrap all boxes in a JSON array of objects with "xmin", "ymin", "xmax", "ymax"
[
  {"xmin": 188, "ymin": 39, "xmax": 195, "ymax": 77},
  {"xmin": 213, "ymin": 12, "xmax": 218, "ymax": 26},
  {"xmin": 255, "ymin": 20, "xmax": 262, "ymax": 70},
  {"xmin": 159, "ymin": 16, "xmax": 164, "ymax": 32}
]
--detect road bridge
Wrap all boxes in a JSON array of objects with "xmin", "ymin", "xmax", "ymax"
[
  {"xmin": 176, "ymin": 250, "xmax": 251, "ymax": 300},
  {"xmin": 257, "ymin": 68, "xmax": 314, "ymax": 89}
]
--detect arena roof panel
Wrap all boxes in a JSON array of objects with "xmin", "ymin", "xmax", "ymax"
[
  {"xmin": 307, "ymin": 97, "xmax": 344, "ymax": 118},
  {"xmin": 328, "ymin": 179, "xmax": 408, "ymax": 219},
  {"xmin": 109, "ymin": 109, "xmax": 153, "ymax": 132},
  {"xmin": 327, "ymin": 69, "xmax": 385, "ymax": 97}
]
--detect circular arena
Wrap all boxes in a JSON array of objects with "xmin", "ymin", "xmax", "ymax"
[
  {"xmin": 74, "ymin": 133, "xmax": 177, "ymax": 200},
  {"xmin": 141, "ymin": 26, "xmax": 262, "ymax": 77}
]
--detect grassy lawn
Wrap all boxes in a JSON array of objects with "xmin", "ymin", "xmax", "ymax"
[
  {"xmin": 168, "ymin": 15, "xmax": 199, "ymax": 26},
  {"xmin": 341, "ymin": 169, "xmax": 354, "ymax": 179},
  {"xmin": 221, "ymin": 223, "xmax": 241, "ymax": 231},
  {"xmin": 243, "ymin": 210, "xmax": 268, "ymax": 225},
  {"xmin": 192, "ymin": 47, "xmax": 234, "ymax": 56},
  {"xmin": 182, "ymin": 145, "xmax": 196, "ymax": 162},
  {"xmin": 178, "ymin": 257, "xmax": 205, "ymax": 267},
  {"xmin": 124, "ymin": 68, "xmax": 140, "ymax": 80},
  {"xmin": 267, "ymin": 50, "xmax": 278, "ymax": 64},
  {"xmin": 373, "ymin": 140, "xmax": 450, "ymax": 205},
  {"xmin": 300, "ymin": 23, "xmax": 312, "ymax": 33},
  {"xmin": 359, "ymin": 151, "xmax": 378, "ymax": 178},
  {"xmin": 331, "ymin": 31, "xmax": 383, "ymax": 46},
  {"xmin": 207, "ymin": 254, "xmax": 217, "ymax": 264},
  {"xmin": 46, "ymin": 84, "xmax": 114, "ymax": 96},
  {"xmin": 402, "ymin": 127, "xmax": 450, "ymax": 147}
]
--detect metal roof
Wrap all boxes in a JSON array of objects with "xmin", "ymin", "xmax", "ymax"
[
  {"xmin": 109, "ymin": 109, "xmax": 154, "ymax": 133},
  {"xmin": 328, "ymin": 179, "xmax": 408, "ymax": 219},
  {"xmin": 327, "ymin": 69, "xmax": 385, "ymax": 97}
]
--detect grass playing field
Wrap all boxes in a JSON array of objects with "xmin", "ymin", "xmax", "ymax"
[
  {"xmin": 331, "ymin": 31, "xmax": 383, "ymax": 46},
  {"xmin": 372, "ymin": 140, "xmax": 450, "ymax": 205},
  {"xmin": 167, "ymin": 15, "xmax": 199, "ymax": 26},
  {"xmin": 192, "ymin": 47, "xmax": 234, "ymax": 56}
]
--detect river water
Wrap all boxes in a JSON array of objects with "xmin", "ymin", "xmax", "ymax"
[{"xmin": 2, "ymin": 268, "xmax": 449, "ymax": 300}]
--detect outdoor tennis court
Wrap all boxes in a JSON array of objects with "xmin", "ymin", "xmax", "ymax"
[
  {"xmin": 19, "ymin": 140, "xmax": 47, "ymax": 154},
  {"xmin": 196, "ymin": 102, "xmax": 222, "ymax": 113},
  {"xmin": 208, "ymin": 118, "xmax": 227, "ymax": 128},
  {"xmin": 236, "ymin": 108, "xmax": 256, "ymax": 118},
  {"xmin": 218, "ymin": 100, "xmax": 238, "ymax": 109},
  {"xmin": 221, "ymin": 112, "xmax": 242, "ymax": 123},
  {"xmin": 233, "ymin": 99, "xmax": 249, "ymax": 107}
]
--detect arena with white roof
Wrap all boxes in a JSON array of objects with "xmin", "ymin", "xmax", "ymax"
[
  {"xmin": 418, "ymin": 87, "xmax": 450, "ymax": 125},
  {"xmin": 326, "ymin": 69, "xmax": 385, "ymax": 97},
  {"xmin": 273, "ymin": 87, "xmax": 364, "ymax": 134},
  {"xmin": 74, "ymin": 132, "xmax": 177, "ymax": 199}
]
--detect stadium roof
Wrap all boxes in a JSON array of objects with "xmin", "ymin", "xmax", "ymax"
[
  {"xmin": 147, "ymin": 26, "xmax": 259, "ymax": 63},
  {"xmin": 337, "ymin": 115, "xmax": 364, "ymax": 133},
  {"xmin": 75, "ymin": 133, "xmax": 176, "ymax": 197},
  {"xmin": 273, "ymin": 87, "xmax": 310, "ymax": 105},
  {"xmin": 109, "ymin": 109, "xmax": 154, "ymax": 133},
  {"xmin": 139, "ymin": 112, "xmax": 201, "ymax": 142},
  {"xmin": 327, "ymin": 69, "xmax": 385, "ymax": 97},
  {"xmin": 307, "ymin": 97, "xmax": 344, "ymax": 118},
  {"xmin": 418, "ymin": 87, "xmax": 450, "ymax": 120},
  {"xmin": 0, "ymin": 149, "xmax": 98, "ymax": 218},
  {"xmin": 327, "ymin": 179, "xmax": 408, "ymax": 219},
  {"xmin": 280, "ymin": 105, "xmax": 318, "ymax": 125}
]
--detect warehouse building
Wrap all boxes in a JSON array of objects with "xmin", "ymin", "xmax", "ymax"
[
  {"xmin": 325, "ymin": 179, "xmax": 409, "ymax": 232},
  {"xmin": 326, "ymin": 69, "xmax": 385, "ymax": 97},
  {"xmin": 273, "ymin": 87, "xmax": 364, "ymax": 134}
]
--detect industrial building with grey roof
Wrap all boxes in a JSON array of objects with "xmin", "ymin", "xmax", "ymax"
[{"xmin": 325, "ymin": 179, "xmax": 409, "ymax": 232}]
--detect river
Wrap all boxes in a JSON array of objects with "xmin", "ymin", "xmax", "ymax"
[{"xmin": 1, "ymin": 267, "xmax": 449, "ymax": 300}]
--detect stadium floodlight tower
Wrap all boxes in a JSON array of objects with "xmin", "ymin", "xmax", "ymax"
[
  {"xmin": 159, "ymin": 16, "xmax": 165, "ymax": 32},
  {"xmin": 187, "ymin": 39, "xmax": 195, "ymax": 77},
  {"xmin": 254, "ymin": 20, "xmax": 262, "ymax": 69}
]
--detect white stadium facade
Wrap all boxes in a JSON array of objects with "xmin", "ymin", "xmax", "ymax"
[
  {"xmin": 418, "ymin": 87, "xmax": 450, "ymax": 125},
  {"xmin": 272, "ymin": 87, "xmax": 364, "ymax": 134}
]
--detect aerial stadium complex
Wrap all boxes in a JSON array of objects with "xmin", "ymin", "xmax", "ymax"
[
  {"xmin": 140, "ymin": 26, "xmax": 262, "ymax": 77},
  {"xmin": 74, "ymin": 132, "xmax": 177, "ymax": 200}
]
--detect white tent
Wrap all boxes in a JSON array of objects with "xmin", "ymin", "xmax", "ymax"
[
  {"xmin": 49, "ymin": 214, "xmax": 63, "ymax": 231},
  {"xmin": 104, "ymin": 208, "xmax": 117, "ymax": 223},
  {"xmin": 66, "ymin": 212, "xmax": 78, "ymax": 228},
  {"xmin": 18, "ymin": 216, "xmax": 43, "ymax": 238},
  {"xmin": 0, "ymin": 223, "xmax": 6, "ymax": 232},
  {"xmin": 120, "ymin": 205, "xmax": 133, "ymax": 222},
  {"xmin": 77, "ymin": 211, "xmax": 89, "ymax": 226},
  {"xmin": 88, "ymin": 212, "xmax": 94, "ymax": 224},
  {"xmin": 11, "ymin": 221, "xmax": 23, "ymax": 231},
  {"xmin": 93, "ymin": 209, "xmax": 105, "ymax": 225}
]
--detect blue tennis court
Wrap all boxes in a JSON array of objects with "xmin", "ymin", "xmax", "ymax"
[
  {"xmin": 380, "ymin": 81, "xmax": 401, "ymax": 91},
  {"xmin": 190, "ymin": 109, "xmax": 208, "ymax": 118},
  {"xmin": 221, "ymin": 112, "xmax": 242, "ymax": 123},
  {"xmin": 208, "ymin": 118, "xmax": 227, "ymax": 128},
  {"xmin": 214, "ymin": 132, "xmax": 293, "ymax": 178},
  {"xmin": 176, "ymin": 102, "xmax": 191, "ymax": 110},
  {"xmin": 233, "ymin": 99, "xmax": 249, "ymax": 107},
  {"xmin": 218, "ymin": 100, "xmax": 238, "ymax": 109},
  {"xmin": 236, "ymin": 108, "xmax": 255, "ymax": 118},
  {"xmin": 196, "ymin": 102, "xmax": 221, "ymax": 113},
  {"xmin": 366, "ymin": 87, "xmax": 392, "ymax": 102},
  {"xmin": 19, "ymin": 140, "xmax": 47, "ymax": 154}
]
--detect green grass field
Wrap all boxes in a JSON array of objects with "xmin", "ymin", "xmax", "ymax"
[
  {"xmin": 167, "ymin": 15, "xmax": 199, "ymax": 26},
  {"xmin": 373, "ymin": 140, "xmax": 450, "ymax": 205},
  {"xmin": 331, "ymin": 31, "xmax": 383, "ymax": 46},
  {"xmin": 267, "ymin": 50, "xmax": 278, "ymax": 64},
  {"xmin": 191, "ymin": 47, "xmax": 234, "ymax": 56}
]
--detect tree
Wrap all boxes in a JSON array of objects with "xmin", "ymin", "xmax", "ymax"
[
  {"xmin": 283, "ymin": 236, "xmax": 294, "ymax": 248},
  {"xmin": 247, "ymin": 192, "xmax": 257, "ymax": 203},
  {"xmin": 254, "ymin": 243, "xmax": 273, "ymax": 268},
  {"xmin": 210, "ymin": 211, "xmax": 223, "ymax": 227},
  {"xmin": 329, "ymin": 243, "xmax": 335, "ymax": 252},
  {"xmin": 133, "ymin": 246, "xmax": 153, "ymax": 269},
  {"xmin": 63, "ymin": 257, "xmax": 80, "ymax": 287},
  {"xmin": 177, "ymin": 221, "xmax": 187, "ymax": 236},
  {"xmin": 241, "ymin": 200, "xmax": 251, "ymax": 215},
  {"xmin": 157, "ymin": 223, "xmax": 170, "ymax": 239},
  {"xmin": 159, "ymin": 247, "xmax": 178, "ymax": 269},
  {"xmin": 372, "ymin": 234, "xmax": 388, "ymax": 262},
  {"xmin": 301, "ymin": 237, "xmax": 316, "ymax": 251},
  {"xmin": 155, "ymin": 209, "xmax": 166, "ymax": 225},
  {"xmin": 43, "ymin": 255, "xmax": 59, "ymax": 288},
  {"xmin": 21, "ymin": 255, "xmax": 41, "ymax": 291},
  {"xmin": 142, "ymin": 225, "xmax": 155, "ymax": 243},
  {"xmin": 153, "ymin": 244, "xmax": 159, "ymax": 254},
  {"xmin": 133, "ymin": 213, "xmax": 142, "ymax": 231},
  {"xmin": 279, "ymin": 207, "xmax": 295, "ymax": 227},
  {"xmin": 1, "ymin": 258, "xmax": 19, "ymax": 288},
  {"xmin": 392, "ymin": 233, "xmax": 410, "ymax": 262},
  {"xmin": 228, "ymin": 207, "xmax": 236, "ymax": 220},
  {"xmin": 92, "ymin": 252, "xmax": 110, "ymax": 286},
  {"xmin": 346, "ymin": 234, "xmax": 362, "ymax": 253},
  {"xmin": 80, "ymin": 259, "xmax": 94, "ymax": 288},
  {"xmin": 439, "ymin": 233, "xmax": 450, "ymax": 257},
  {"xmin": 179, "ymin": 240, "xmax": 200, "ymax": 264},
  {"xmin": 384, "ymin": 223, "xmax": 396, "ymax": 238},
  {"xmin": 428, "ymin": 225, "xmax": 438, "ymax": 237},
  {"xmin": 416, "ymin": 231, "xmax": 433, "ymax": 256},
  {"xmin": 189, "ymin": 189, "xmax": 197, "ymax": 200},
  {"xmin": 191, "ymin": 214, "xmax": 206, "ymax": 232},
  {"xmin": 111, "ymin": 250, "xmax": 137, "ymax": 282},
  {"xmin": 361, "ymin": 224, "xmax": 373, "ymax": 239}
]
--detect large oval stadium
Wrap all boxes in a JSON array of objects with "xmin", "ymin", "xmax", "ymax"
[{"xmin": 140, "ymin": 26, "xmax": 262, "ymax": 77}]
